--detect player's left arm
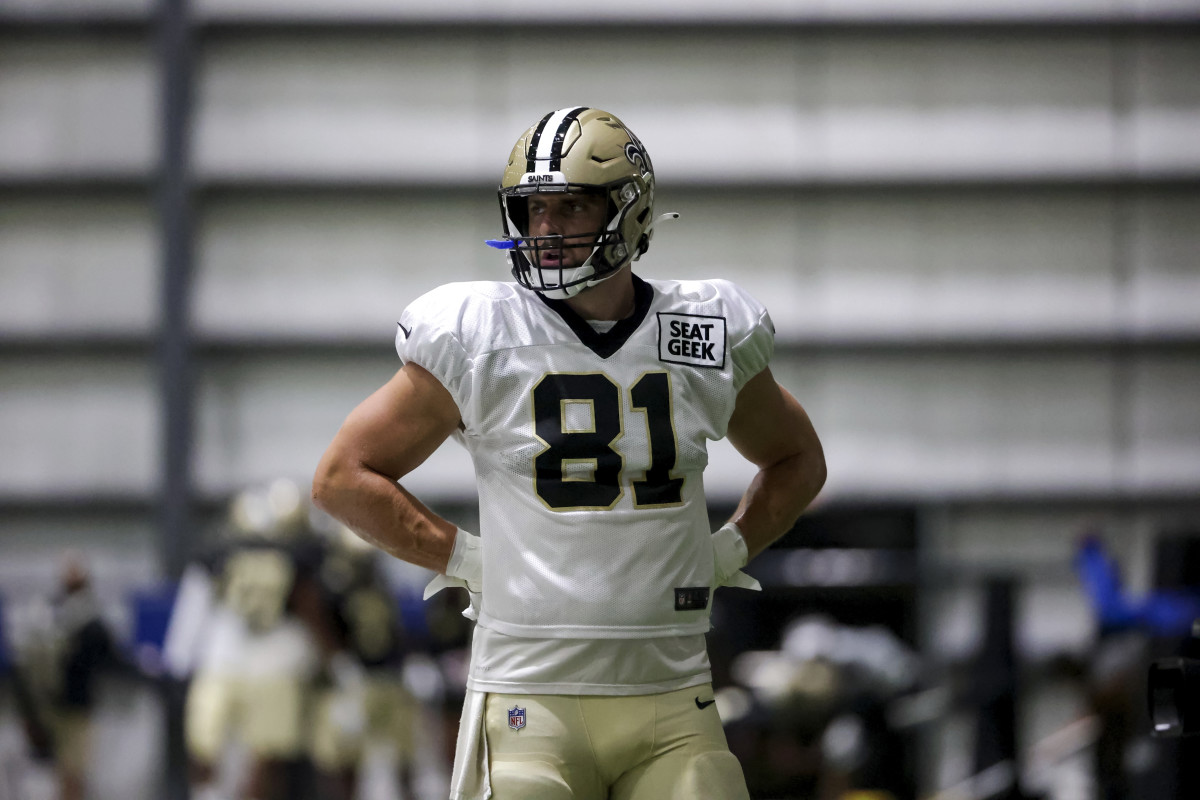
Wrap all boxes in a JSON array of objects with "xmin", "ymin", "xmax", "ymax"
[{"xmin": 725, "ymin": 366, "xmax": 827, "ymax": 560}]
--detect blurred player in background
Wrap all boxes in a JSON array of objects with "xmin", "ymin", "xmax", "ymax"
[
  {"xmin": 313, "ymin": 106, "xmax": 825, "ymax": 800},
  {"xmin": 309, "ymin": 523, "xmax": 419, "ymax": 800},
  {"xmin": 9, "ymin": 552, "xmax": 117, "ymax": 800},
  {"xmin": 164, "ymin": 478, "xmax": 341, "ymax": 800},
  {"xmin": 419, "ymin": 582, "xmax": 475, "ymax": 779}
]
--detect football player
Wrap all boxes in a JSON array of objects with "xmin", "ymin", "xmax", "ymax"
[
  {"xmin": 313, "ymin": 107, "xmax": 826, "ymax": 800},
  {"xmin": 174, "ymin": 479, "xmax": 336, "ymax": 800},
  {"xmin": 309, "ymin": 524, "xmax": 419, "ymax": 800},
  {"xmin": 9, "ymin": 553, "xmax": 117, "ymax": 800}
]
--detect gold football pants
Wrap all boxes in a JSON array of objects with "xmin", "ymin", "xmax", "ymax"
[
  {"xmin": 310, "ymin": 674, "xmax": 417, "ymax": 771},
  {"xmin": 185, "ymin": 674, "xmax": 309, "ymax": 762},
  {"xmin": 483, "ymin": 684, "xmax": 749, "ymax": 800}
]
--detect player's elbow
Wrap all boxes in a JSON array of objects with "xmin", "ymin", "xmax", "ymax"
[
  {"xmin": 311, "ymin": 449, "xmax": 353, "ymax": 517},
  {"xmin": 310, "ymin": 473, "xmax": 332, "ymax": 515},
  {"xmin": 785, "ymin": 428, "xmax": 827, "ymax": 503},
  {"xmin": 804, "ymin": 431, "xmax": 828, "ymax": 495},
  {"xmin": 809, "ymin": 446, "xmax": 828, "ymax": 497}
]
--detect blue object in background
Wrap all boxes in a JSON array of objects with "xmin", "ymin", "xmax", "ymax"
[
  {"xmin": 396, "ymin": 586, "xmax": 430, "ymax": 640},
  {"xmin": 1075, "ymin": 534, "xmax": 1200, "ymax": 638},
  {"xmin": 130, "ymin": 581, "xmax": 178, "ymax": 652}
]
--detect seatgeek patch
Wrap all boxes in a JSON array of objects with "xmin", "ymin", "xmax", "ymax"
[{"xmin": 657, "ymin": 313, "xmax": 726, "ymax": 369}]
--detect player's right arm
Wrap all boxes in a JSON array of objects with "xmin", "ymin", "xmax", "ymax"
[{"xmin": 312, "ymin": 362, "xmax": 463, "ymax": 574}]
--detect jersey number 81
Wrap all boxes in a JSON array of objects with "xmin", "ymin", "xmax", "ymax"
[{"xmin": 532, "ymin": 371, "xmax": 685, "ymax": 511}]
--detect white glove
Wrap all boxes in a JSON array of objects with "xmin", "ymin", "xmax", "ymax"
[
  {"xmin": 712, "ymin": 522, "xmax": 761, "ymax": 591},
  {"xmin": 423, "ymin": 528, "xmax": 482, "ymax": 620}
]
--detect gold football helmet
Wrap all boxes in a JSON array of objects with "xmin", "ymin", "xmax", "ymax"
[
  {"xmin": 226, "ymin": 478, "xmax": 310, "ymax": 541},
  {"xmin": 492, "ymin": 107, "xmax": 659, "ymax": 299}
]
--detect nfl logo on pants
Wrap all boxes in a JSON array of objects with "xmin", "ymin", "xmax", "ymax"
[{"xmin": 508, "ymin": 705, "xmax": 526, "ymax": 731}]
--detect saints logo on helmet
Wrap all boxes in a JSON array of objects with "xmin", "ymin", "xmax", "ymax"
[{"xmin": 494, "ymin": 107, "xmax": 658, "ymax": 299}]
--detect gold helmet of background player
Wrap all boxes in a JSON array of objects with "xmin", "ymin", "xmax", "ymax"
[
  {"xmin": 226, "ymin": 478, "xmax": 310, "ymax": 541},
  {"xmin": 495, "ymin": 107, "xmax": 657, "ymax": 300}
]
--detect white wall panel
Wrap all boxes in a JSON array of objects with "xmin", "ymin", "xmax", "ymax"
[
  {"xmin": 0, "ymin": 38, "xmax": 155, "ymax": 175},
  {"xmin": 195, "ymin": 34, "xmax": 494, "ymax": 180},
  {"xmin": 0, "ymin": 358, "xmax": 157, "ymax": 493},
  {"xmin": 649, "ymin": 191, "xmax": 814, "ymax": 333},
  {"xmin": 665, "ymin": 186, "xmax": 1198, "ymax": 341},
  {"xmin": 496, "ymin": 32, "xmax": 1121, "ymax": 180},
  {"xmin": 656, "ymin": 190, "xmax": 1120, "ymax": 339},
  {"xmin": 194, "ymin": 355, "xmax": 474, "ymax": 499},
  {"xmin": 1129, "ymin": 35, "xmax": 1200, "ymax": 171},
  {"xmin": 0, "ymin": 197, "xmax": 157, "ymax": 333},
  {"xmin": 1128, "ymin": 191, "xmax": 1200, "ymax": 332},
  {"xmin": 494, "ymin": 33, "xmax": 819, "ymax": 184},
  {"xmin": 1129, "ymin": 355, "xmax": 1200, "ymax": 488},
  {"xmin": 814, "ymin": 35, "xmax": 1118, "ymax": 178},
  {"xmin": 807, "ymin": 192, "xmax": 1116, "ymax": 336},
  {"xmin": 195, "ymin": 194, "xmax": 502, "ymax": 336},
  {"xmin": 193, "ymin": 30, "xmax": 1192, "ymax": 182},
  {"xmin": 772, "ymin": 354, "xmax": 1119, "ymax": 497}
]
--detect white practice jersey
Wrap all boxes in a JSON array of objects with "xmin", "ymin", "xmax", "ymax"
[{"xmin": 397, "ymin": 275, "xmax": 772, "ymax": 645}]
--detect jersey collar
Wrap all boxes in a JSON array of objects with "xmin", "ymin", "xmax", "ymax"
[{"xmin": 536, "ymin": 274, "xmax": 654, "ymax": 359}]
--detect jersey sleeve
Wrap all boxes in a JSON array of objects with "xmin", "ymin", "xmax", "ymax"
[
  {"xmin": 723, "ymin": 282, "xmax": 775, "ymax": 392},
  {"xmin": 394, "ymin": 284, "xmax": 476, "ymax": 413}
]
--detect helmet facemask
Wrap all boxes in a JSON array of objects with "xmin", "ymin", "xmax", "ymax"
[{"xmin": 499, "ymin": 180, "xmax": 645, "ymax": 300}]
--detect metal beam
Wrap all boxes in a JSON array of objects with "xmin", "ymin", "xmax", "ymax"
[
  {"xmin": 156, "ymin": 0, "xmax": 195, "ymax": 580},
  {"xmin": 155, "ymin": 2, "xmax": 194, "ymax": 795}
]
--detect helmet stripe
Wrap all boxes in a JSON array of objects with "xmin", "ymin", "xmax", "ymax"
[
  {"xmin": 525, "ymin": 111, "xmax": 555, "ymax": 173},
  {"xmin": 528, "ymin": 106, "xmax": 587, "ymax": 174},
  {"xmin": 547, "ymin": 106, "xmax": 587, "ymax": 172}
]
